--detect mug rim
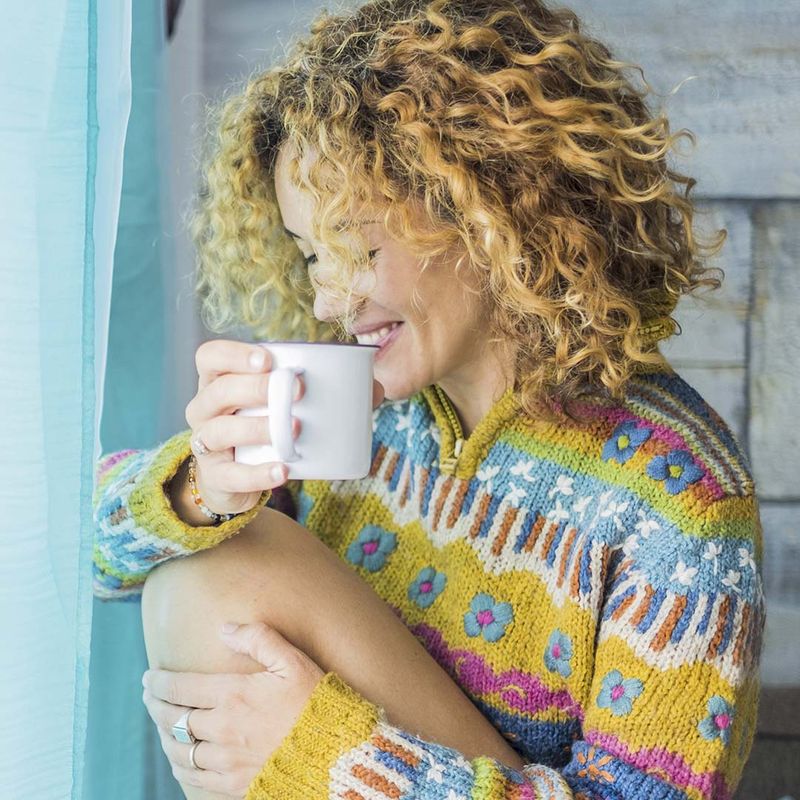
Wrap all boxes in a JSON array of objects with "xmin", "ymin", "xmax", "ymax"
[{"xmin": 253, "ymin": 340, "xmax": 379, "ymax": 349}]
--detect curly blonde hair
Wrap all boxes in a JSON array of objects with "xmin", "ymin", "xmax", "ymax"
[{"xmin": 192, "ymin": 0, "xmax": 724, "ymax": 418}]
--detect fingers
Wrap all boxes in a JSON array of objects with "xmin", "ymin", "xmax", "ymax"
[
  {"xmin": 190, "ymin": 413, "xmax": 301, "ymax": 455},
  {"xmin": 187, "ymin": 371, "xmax": 304, "ymax": 430},
  {"xmin": 142, "ymin": 692, "xmax": 215, "ymax": 742},
  {"xmin": 196, "ymin": 339, "xmax": 272, "ymax": 391},
  {"xmin": 158, "ymin": 731, "xmax": 243, "ymax": 790},
  {"xmin": 144, "ymin": 669, "xmax": 226, "ymax": 709}
]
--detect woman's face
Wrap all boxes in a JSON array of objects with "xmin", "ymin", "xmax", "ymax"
[{"xmin": 273, "ymin": 143, "xmax": 494, "ymax": 402}]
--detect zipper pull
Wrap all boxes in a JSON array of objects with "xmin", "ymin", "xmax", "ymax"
[{"xmin": 439, "ymin": 438, "xmax": 464, "ymax": 475}]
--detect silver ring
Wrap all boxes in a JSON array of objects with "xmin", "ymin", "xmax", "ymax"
[
  {"xmin": 171, "ymin": 708, "xmax": 197, "ymax": 744},
  {"xmin": 191, "ymin": 435, "xmax": 210, "ymax": 457},
  {"xmin": 189, "ymin": 740, "xmax": 203, "ymax": 770}
]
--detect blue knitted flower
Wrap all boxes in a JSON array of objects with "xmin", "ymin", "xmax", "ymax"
[
  {"xmin": 346, "ymin": 525, "xmax": 397, "ymax": 572},
  {"xmin": 698, "ymin": 695, "xmax": 734, "ymax": 746},
  {"xmin": 601, "ymin": 420, "xmax": 652, "ymax": 464},
  {"xmin": 596, "ymin": 670, "xmax": 643, "ymax": 716},
  {"xmin": 408, "ymin": 566, "xmax": 446, "ymax": 609},
  {"xmin": 464, "ymin": 592, "xmax": 514, "ymax": 642},
  {"xmin": 646, "ymin": 448, "xmax": 704, "ymax": 494},
  {"xmin": 544, "ymin": 629, "xmax": 573, "ymax": 678}
]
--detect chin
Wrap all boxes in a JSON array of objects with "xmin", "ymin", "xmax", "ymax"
[{"xmin": 375, "ymin": 370, "xmax": 424, "ymax": 403}]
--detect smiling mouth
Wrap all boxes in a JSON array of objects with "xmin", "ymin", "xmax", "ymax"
[{"xmin": 354, "ymin": 321, "xmax": 402, "ymax": 346}]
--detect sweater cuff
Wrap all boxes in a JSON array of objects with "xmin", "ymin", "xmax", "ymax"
[
  {"xmin": 245, "ymin": 672, "xmax": 382, "ymax": 800},
  {"xmin": 127, "ymin": 429, "xmax": 271, "ymax": 552}
]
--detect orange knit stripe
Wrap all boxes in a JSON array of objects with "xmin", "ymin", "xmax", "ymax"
[
  {"xmin": 651, "ymin": 594, "xmax": 687, "ymax": 652},
  {"xmin": 732, "ymin": 603, "xmax": 751, "ymax": 667},
  {"xmin": 570, "ymin": 544, "xmax": 584, "ymax": 599},
  {"xmin": 370, "ymin": 735, "xmax": 420, "ymax": 768},
  {"xmin": 350, "ymin": 764, "xmax": 402, "ymax": 797},
  {"xmin": 446, "ymin": 480, "xmax": 470, "ymax": 528},
  {"xmin": 611, "ymin": 587, "xmax": 638, "ymax": 621},
  {"xmin": 557, "ymin": 527, "xmax": 578, "ymax": 588},
  {"xmin": 469, "ymin": 494, "xmax": 492, "ymax": 539},
  {"xmin": 491, "ymin": 507, "xmax": 517, "ymax": 556},
  {"xmin": 370, "ymin": 444, "xmax": 387, "ymax": 477},
  {"xmin": 706, "ymin": 594, "xmax": 731, "ymax": 660},
  {"xmin": 540, "ymin": 521, "xmax": 559, "ymax": 560},
  {"xmin": 432, "ymin": 476, "xmax": 454, "ymax": 529},
  {"xmin": 629, "ymin": 584, "xmax": 655, "ymax": 628},
  {"xmin": 343, "ymin": 791, "xmax": 366, "ymax": 800},
  {"xmin": 383, "ymin": 451, "xmax": 400, "ymax": 484},
  {"xmin": 523, "ymin": 514, "xmax": 547, "ymax": 553}
]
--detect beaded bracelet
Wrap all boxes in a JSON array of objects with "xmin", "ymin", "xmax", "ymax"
[{"xmin": 187, "ymin": 453, "xmax": 239, "ymax": 525}]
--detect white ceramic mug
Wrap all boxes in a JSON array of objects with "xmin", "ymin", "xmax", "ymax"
[{"xmin": 233, "ymin": 341, "xmax": 379, "ymax": 479}]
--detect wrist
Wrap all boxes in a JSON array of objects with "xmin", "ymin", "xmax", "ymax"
[{"xmin": 168, "ymin": 456, "xmax": 221, "ymax": 527}]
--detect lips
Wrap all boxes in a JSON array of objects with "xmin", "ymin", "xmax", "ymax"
[{"xmin": 354, "ymin": 321, "xmax": 402, "ymax": 346}]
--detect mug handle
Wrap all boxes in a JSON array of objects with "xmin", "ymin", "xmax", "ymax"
[{"xmin": 268, "ymin": 366, "xmax": 299, "ymax": 462}]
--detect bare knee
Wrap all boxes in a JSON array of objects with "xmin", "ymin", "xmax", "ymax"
[{"xmin": 140, "ymin": 508, "xmax": 322, "ymax": 673}]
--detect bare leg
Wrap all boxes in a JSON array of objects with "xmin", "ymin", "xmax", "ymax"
[{"xmin": 142, "ymin": 507, "xmax": 524, "ymax": 799}]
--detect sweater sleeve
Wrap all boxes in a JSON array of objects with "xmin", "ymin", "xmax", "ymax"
[
  {"xmin": 244, "ymin": 496, "xmax": 765, "ymax": 800},
  {"xmin": 92, "ymin": 428, "xmax": 278, "ymax": 601}
]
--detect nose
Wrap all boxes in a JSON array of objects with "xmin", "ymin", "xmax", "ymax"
[{"xmin": 312, "ymin": 280, "xmax": 350, "ymax": 323}]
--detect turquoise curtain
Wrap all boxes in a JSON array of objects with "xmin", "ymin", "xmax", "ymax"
[
  {"xmin": 0, "ymin": 2, "xmax": 131, "ymax": 798},
  {"xmin": 83, "ymin": 0, "xmax": 183, "ymax": 797}
]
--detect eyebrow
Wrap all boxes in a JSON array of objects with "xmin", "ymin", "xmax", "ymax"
[{"xmin": 282, "ymin": 220, "xmax": 380, "ymax": 240}]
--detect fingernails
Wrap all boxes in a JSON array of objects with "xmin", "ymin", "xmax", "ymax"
[
  {"xmin": 221, "ymin": 622, "xmax": 239, "ymax": 634},
  {"xmin": 249, "ymin": 350, "xmax": 266, "ymax": 370},
  {"xmin": 293, "ymin": 376, "xmax": 302, "ymax": 400}
]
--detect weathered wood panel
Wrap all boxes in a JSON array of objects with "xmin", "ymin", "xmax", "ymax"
[
  {"xmin": 750, "ymin": 203, "xmax": 800, "ymax": 499},
  {"xmin": 661, "ymin": 202, "xmax": 751, "ymax": 368},
  {"xmin": 568, "ymin": 0, "xmax": 800, "ymax": 198}
]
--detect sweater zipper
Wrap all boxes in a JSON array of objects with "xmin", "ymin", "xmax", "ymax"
[{"xmin": 434, "ymin": 384, "xmax": 465, "ymax": 475}]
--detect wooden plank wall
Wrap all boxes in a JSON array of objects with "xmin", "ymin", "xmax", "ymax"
[{"xmin": 198, "ymin": 2, "xmax": 800, "ymax": 796}]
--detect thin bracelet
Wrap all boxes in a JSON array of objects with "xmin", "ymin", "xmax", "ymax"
[{"xmin": 187, "ymin": 453, "xmax": 238, "ymax": 524}]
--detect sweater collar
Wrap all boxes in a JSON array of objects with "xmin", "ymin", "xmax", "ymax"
[{"xmin": 418, "ymin": 384, "xmax": 520, "ymax": 479}]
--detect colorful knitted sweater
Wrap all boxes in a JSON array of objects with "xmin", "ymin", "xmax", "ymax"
[{"xmin": 93, "ymin": 367, "xmax": 765, "ymax": 800}]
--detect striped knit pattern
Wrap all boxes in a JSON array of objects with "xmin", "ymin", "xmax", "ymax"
[{"xmin": 92, "ymin": 368, "xmax": 765, "ymax": 799}]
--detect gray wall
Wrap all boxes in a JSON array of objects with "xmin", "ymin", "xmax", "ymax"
[{"xmin": 167, "ymin": 2, "xmax": 800, "ymax": 795}]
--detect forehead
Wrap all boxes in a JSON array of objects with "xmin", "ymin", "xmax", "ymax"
[{"xmin": 274, "ymin": 142, "xmax": 383, "ymax": 240}]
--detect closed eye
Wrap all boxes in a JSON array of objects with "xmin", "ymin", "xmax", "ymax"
[{"xmin": 304, "ymin": 250, "xmax": 379, "ymax": 267}]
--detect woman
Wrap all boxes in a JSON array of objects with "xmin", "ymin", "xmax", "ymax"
[{"xmin": 93, "ymin": 0, "xmax": 765, "ymax": 798}]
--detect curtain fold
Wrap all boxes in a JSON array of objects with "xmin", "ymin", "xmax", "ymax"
[
  {"xmin": 83, "ymin": 1, "xmax": 183, "ymax": 797},
  {"xmin": 0, "ymin": 1, "xmax": 131, "ymax": 798}
]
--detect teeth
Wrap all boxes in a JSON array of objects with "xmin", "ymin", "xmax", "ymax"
[{"xmin": 356, "ymin": 322, "xmax": 400, "ymax": 346}]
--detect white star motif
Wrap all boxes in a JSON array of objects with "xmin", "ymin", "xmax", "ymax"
[
  {"xmin": 547, "ymin": 474, "xmax": 574, "ymax": 498},
  {"xmin": 722, "ymin": 569, "xmax": 742, "ymax": 593},
  {"xmin": 452, "ymin": 754, "xmax": 474, "ymax": 773},
  {"xmin": 510, "ymin": 459, "xmax": 538, "ymax": 482},
  {"xmin": 477, "ymin": 464, "xmax": 501, "ymax": 494},
  {"xmin": 622, "ymin": 534, "xmax": 639, "ymax": 557},
  {"xmin": 507, "ymin": 482, "xmax": 527, "ymax": 507},
  {"xmin": 634, "ymin": 509, "xmax": 660, "ymax": 538},
  {"xmin": 738, "ymin": 547, "xmax": 756, "ymax": 572},
  {"xmin": 600, "ymin": 499, "xmax": 629, "ymax": 532},
  {"xmin": 420, "ymin": 424, "xmax": 441, "ymax": 444},
  {"xmin": 395, "ymin": 412, "xmax": 412, "ymax": 432},
  {"xmin": 670, "ymin": 560, "xmax": 698, "ymax": 586},
  {"xmin": 573, "ymin": 495, "xmax": 593, "ymax": 518},
  {"xmin": 547, "ymin": 499, "xmax": 569, "ymax": 524},
  {"xmin": 426, "ymin": 758, "xmax": 445, "ymax": 783},
  {"xmin": 446, "ymin": 791, "xmax": 467, "ymax": 800},
  {"xmin": 703, "ymin": 541, "xmax": 723, "ymax": 575}
]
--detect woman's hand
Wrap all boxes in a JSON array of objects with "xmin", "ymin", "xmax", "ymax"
[
  {"xmin": 186, "ymin": 339, "xmax": 386, "ymax": 516},
  {"xmin": 142, "ymin": 621, "xmax": 326, "ymax": 798}
]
